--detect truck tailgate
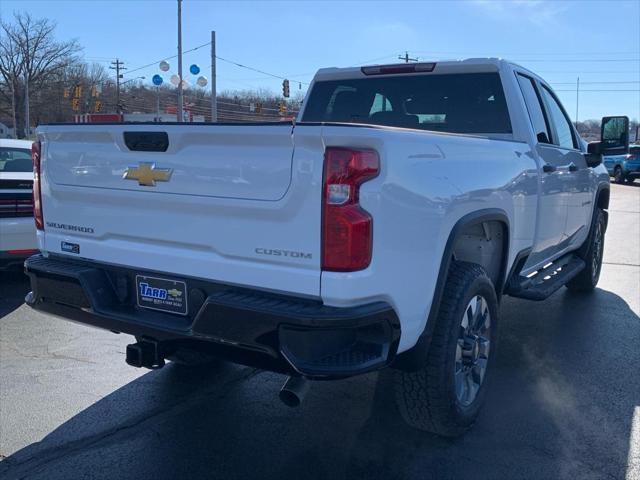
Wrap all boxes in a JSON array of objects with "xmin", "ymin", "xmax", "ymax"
[{"xmin": 37, "ymin": 124, "xmax": 324, "ymax": 297}]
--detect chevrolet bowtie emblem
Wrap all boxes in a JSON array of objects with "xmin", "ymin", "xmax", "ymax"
[{"xmin": 123, "ymin": 162, "xmax": 173, "ymax": 186}]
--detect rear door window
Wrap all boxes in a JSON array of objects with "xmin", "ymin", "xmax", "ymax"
[{"xmin": 302, "ymin": 72, "xmax": 512, "ymax": 134}]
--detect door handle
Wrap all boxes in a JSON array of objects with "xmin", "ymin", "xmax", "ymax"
[
  {"xmin": 558, "ymin": 162, "xmax": 578, "ymax": 172},
  {"xmin": 542, "ymin": 163, "xmax": 578, "ymax": 173}
]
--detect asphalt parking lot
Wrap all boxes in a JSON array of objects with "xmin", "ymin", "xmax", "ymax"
[{"xmin": 0, "ymin": 183, "xmax": 638, "ymax": 480}]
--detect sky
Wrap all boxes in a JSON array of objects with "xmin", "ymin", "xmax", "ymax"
[{"xmin": 1, "ymin": 0, "xmax": 639, "ymax": 121}]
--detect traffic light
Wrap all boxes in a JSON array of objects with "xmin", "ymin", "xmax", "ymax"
[
  {"xmin": 91, "ymin": 85, "xmax": 98, "ymax": 98},
  {"xmin": 278, "ymin": 101, "xmax": 286, "ymax": 115},
  {"xmin": 93, "ymin": 100, "xmax": 102, "ymax": 113},
  {"xmin": 282, "ymin": 79, "xmax": 290, "ymax": 98},
  {"xmin": 256, "ymin": 102, "xmax": 263, "ymax": 114},
  {"xmin": 71, "ymin": 98, "xmax": 80, "ymax": 111},
  {"xmin": 74, "ymin": 86, "xmax": 82, "ymax": 98}
]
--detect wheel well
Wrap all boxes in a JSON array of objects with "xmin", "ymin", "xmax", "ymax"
[
  {"xmin": 393, "ymin": 214, "xmax": 509, "ymax": 372},
  {"xmin": 452, "ymin": 220, "xmax": 507, "ymax": 289},
  {"xmin": 597, "ymin": 187, "xmax": 610, "ymax": 210}
]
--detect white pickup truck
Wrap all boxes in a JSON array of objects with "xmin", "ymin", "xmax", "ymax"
[{"xmin": 25, "ymin": 58, "xmax": 629, "ymax": 436}]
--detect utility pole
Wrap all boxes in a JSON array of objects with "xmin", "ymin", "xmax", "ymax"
[
  {"xmin": 156, "ymin": 87, "xmax": 161, "ymax": 122},
  {"xmin": 110, "ymin": 59, "xmax": 126, "ymax": 116},
  {"xmin": 24, "ymin": 71, "xmax": 30, "ymax": 137},
  {"xmin": 177, "ymin": 0, "xmax": 184, "ymax": 122},
  {"xmin": 398, "ymin": 51, "xmax": 418, "ymax": 63},
  {"xmin": 211, "ymin": 30, "xmax": 217, "ymax": 122},
  {"xmin": 575, "ymin": 76, "xmax": 580, "ymax": 127}
]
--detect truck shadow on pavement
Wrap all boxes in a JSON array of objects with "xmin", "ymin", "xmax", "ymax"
[
  {"xmin": 0, "ymin": 270, "xmax": 30, "ymax": 318},
  {"xmin": 1, "ymin": 287, "xmax": 638, "ymax": 480}
]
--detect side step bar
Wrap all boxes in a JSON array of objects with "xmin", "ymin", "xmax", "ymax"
[{"xmin": 506, "ymin": 253, "xmax": 585, "ymax": 301}]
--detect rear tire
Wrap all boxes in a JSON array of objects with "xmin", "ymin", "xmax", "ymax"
[
  {"xmin": 394, "ymin": 261, "xmax": 498, "ymax": 437},
  {"xmin": 614, "ymin": 167, "xmax": 625, "ymax": 184},
  {"xmin": 566, "ymin": 208, "xmax": 605, "ymax": 293}
]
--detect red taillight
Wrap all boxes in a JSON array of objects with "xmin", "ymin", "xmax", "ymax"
[
  {"xmin": 32, "ymin": 140, "xmax": 44, "ymax": 230},
  {"xmin": 322, "ymin": 147, "xmax": 379, "ymax": 271}
]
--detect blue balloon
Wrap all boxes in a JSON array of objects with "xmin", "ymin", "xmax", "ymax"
[
  {"xmin": 189, "ymin": 64, "xmax": 200, "ymax": 75},
  {"xmin": 152, "ymin": 74, "xmax": 163, "ymax": 86}
]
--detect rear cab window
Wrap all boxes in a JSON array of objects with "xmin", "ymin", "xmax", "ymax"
[
  {"xmin": 302, "ymin": 72, "xmax": 512, "ymax": 135},
  {"xmin": 0, "ymin": 148, "xmax": 32, "ymax": 172}
]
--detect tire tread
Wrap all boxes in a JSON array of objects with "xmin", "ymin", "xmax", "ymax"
[{"xmin": 395, "ymin": 261, "xmax": 496, "ymax": 436}]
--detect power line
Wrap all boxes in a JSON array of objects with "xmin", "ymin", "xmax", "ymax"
[
  {"xmin": 537, "ymin": 70, "xmax": 640, "ymax": 73},
  {"xmin": 350, "ymin": 54, "xmax": 398, "ymax": 65},
  {"xmin": 413, "ymin": 50, "xmax": 640, "ymax": 56},
  {"xmin": 123, "ymin": 41, "xmax": 310, "ymax": 88},
  {"xmin": 555, "ymin": 89, "xmax": 640, "ymax": 92},
  {"xmin": 213, "ymin": 55, "xmax": 311, "ymax": 86},
  {"xmin": 124, "ymin": 41, "xmax": 212, "ymax": 76},
  {"xmin": 552, "ymin": 80, "xmax": 640, "ymax": 85},
  {"xmin": 515, "ymin": 58, "xmax": 640, "ymax": 63}
]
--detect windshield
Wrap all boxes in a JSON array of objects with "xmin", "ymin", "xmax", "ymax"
[
  {"xmin": 0, "ymin": 147, "xmax": 32, "ymax": 172},
  {"xmin": 302, "ymin": 72, "xmax": 512, "ymax": 134}
]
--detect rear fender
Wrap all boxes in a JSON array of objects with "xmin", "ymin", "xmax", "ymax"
[{"xmin": 393, "ymin": 209, "xmax": 509, "ymax": 372}]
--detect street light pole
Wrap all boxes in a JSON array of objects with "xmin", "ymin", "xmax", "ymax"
[{"xmin": 177, "ymin": 0, "xmax": 184, "ymax": 122}]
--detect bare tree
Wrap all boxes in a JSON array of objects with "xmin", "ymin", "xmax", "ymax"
[{"xmin": 0, "ymin": 12, "xmax": 80, "ymax": 137}]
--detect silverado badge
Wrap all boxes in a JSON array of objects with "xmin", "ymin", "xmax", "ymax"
[{"xmin": 123, "ymin": 162, "xmax": 173, "ymax": 186}]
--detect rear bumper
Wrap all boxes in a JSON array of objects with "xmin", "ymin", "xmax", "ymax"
[{"xmin": 24, "ymin": 254, "xmax": 400, "ymax": 378}]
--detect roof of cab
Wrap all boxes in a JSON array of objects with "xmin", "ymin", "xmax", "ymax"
[{"xmin": 312, "ymin": 58, "xmax": 525, "ymax": 82}]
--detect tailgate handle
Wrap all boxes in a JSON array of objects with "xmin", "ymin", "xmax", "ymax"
[{"xmin": 124, "ymin": 132, "xmax": 169, "ymax": 152}]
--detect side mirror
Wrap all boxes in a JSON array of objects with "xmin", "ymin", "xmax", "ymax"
[
  {"xmin": 585, "ymin": 141, "xmax": 602, "ymax": 167},
  {"xmin": 600, "ymin": 116, "xmax": 629, "ymax": 155}
]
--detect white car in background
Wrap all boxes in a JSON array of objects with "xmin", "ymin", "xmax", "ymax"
[{"xmin": 0, "ymin": 139, "xmax": 37, "ymax": 269}]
